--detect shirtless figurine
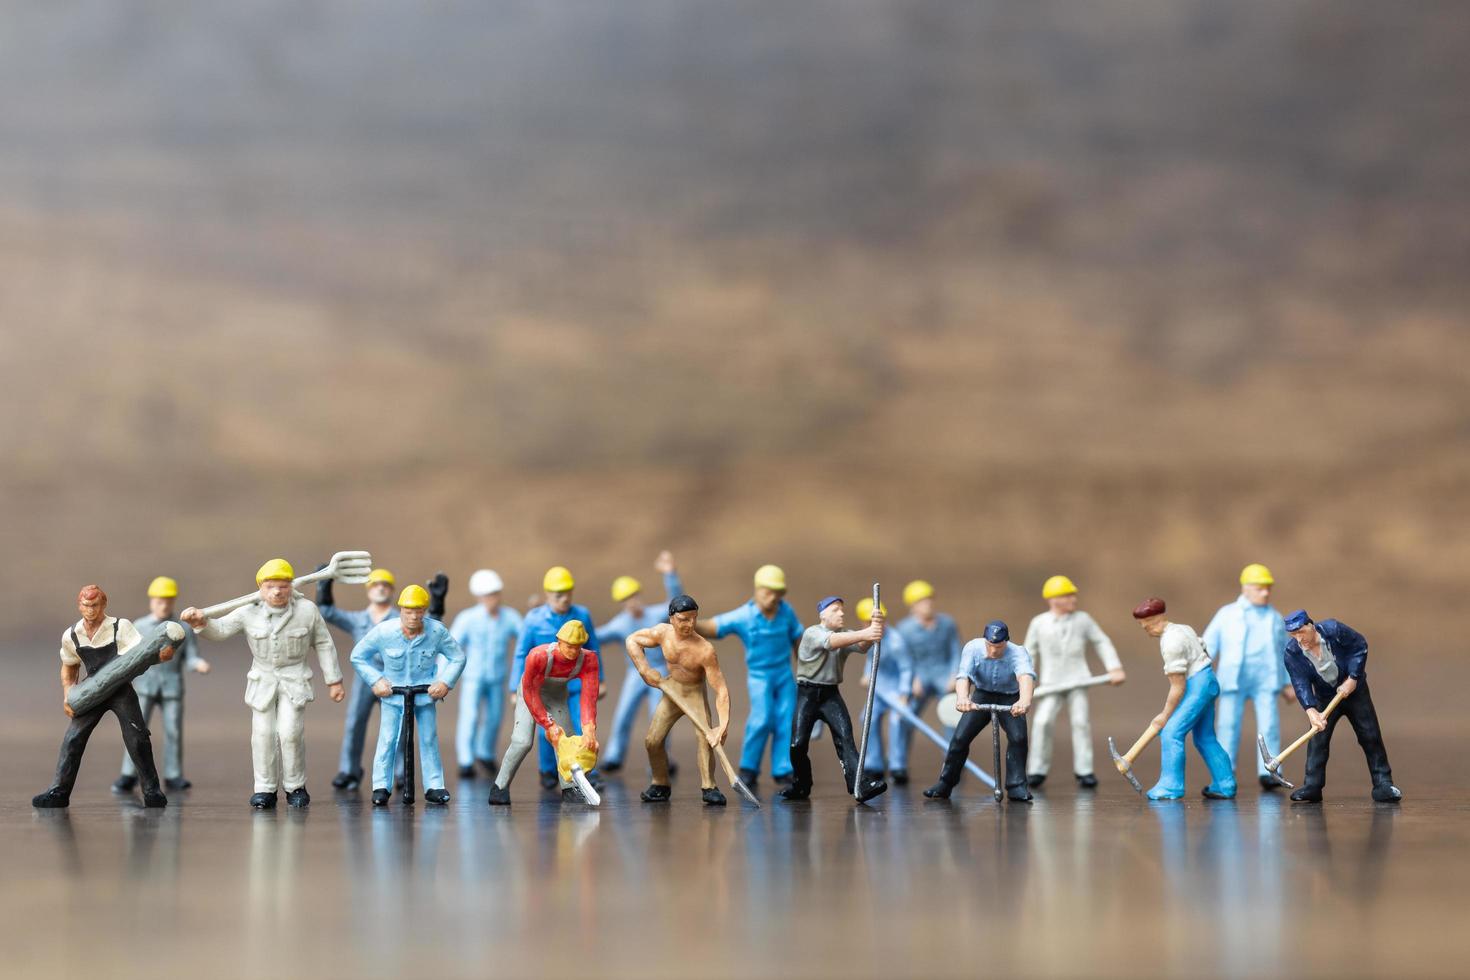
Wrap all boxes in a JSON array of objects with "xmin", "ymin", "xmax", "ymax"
[{"xmin": 625, "ymin": 594, "xmax": 732, "ymax": 806}]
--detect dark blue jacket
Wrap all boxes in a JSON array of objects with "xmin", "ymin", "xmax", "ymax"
[{"xmin": 1283, "ymin": 619, "xmax": 1368, "ymax": 710}]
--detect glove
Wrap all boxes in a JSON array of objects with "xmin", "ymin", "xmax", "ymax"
[
  {"xmin": 427, "ymin": 572, "xmax": 449, "ymax": 620},
  {"xmin": 314, "ymin": 562, "xmax": 334, "ymax": 607}
]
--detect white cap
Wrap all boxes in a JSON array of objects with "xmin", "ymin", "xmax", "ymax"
[{"xmin": 469, "ymin": 569, "xmax": 504, "ymax": 597}]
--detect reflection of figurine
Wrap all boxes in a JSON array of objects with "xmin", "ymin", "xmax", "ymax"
[
  {"xmin": 1203, "ymin": 564, "xmax": 1293, "ymax": 790},
  {"xmin": 319, "ymin": 568, "xmax": 400, "ymax": 790},
  {"xmin": 490, "ymin": 620, "xmax": 601, "ymax": 805},
  {"xmin": 857, "ymin": 598, "xmax": 913, "ymax": 782},
  {"xmin": 696, "ymin": 565, "xmax": 804, "ymax": 791},
  {"xmin": 892, "ymin": 580, "xmax": 963, "ymax": 783},
  {"xmin": 595, "ymin": 551, "xmax": 684, "ymax": 773},
  {"xmin": 114, "ymin": 576, "xmax": 211, "ymax": 794},
  {"xmin": 924, "ymin": 621, "xmax": 1034, "ymax": 802},
  {"xmin": 351, "ymin": 585, "xmax": 466, "ymax": 806},
  {"xmin": 782, "ymin": 597, "xmax": 887, "ymax": 802},
  {"xmin": 181, "ymin": 559, "xmax": 346, "ymax": 809},
  {"xmin": 1129, "ymin": 598, "xmax": 1236, "ymax": 801},
  {"xmin": 449, "ymin": 569, "xmax": 522, "ymax": 780},
  {"xmin": 625, "ymin": 594, "xmax": 732, "ymax": 805},
  {"xmin": 1024, "ymin": 576, "xmax": 1124, "ymax": 790},
  {"xmin": 34, "ymin": 585, "xmax": 177, "ymax": 809},
  {"xmin": 1281, "ymin": 610, "xmax": 1400, "ymax": 803}
]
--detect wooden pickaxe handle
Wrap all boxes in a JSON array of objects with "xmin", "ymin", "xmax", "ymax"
[
  {"xmin": 1274, "ymin": 689, "xmax": 1347, "ymax": 766},
  {"xmin": 1120, "ymin": 722, "xmax": 1162, "ymax": 766},
  {"xmin": 657, "ymin": 681, "xmax": 740, "ymax": 786}
]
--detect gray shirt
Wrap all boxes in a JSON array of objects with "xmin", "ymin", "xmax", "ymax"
[
  {"xmin": 1302, "ymin": 633, "xmax": 1340, "ymax": 685},
  {"xmin": 957, "ymin": 640, "xmax": 1036, "ymax": 695},
  {"xmin": 796, "ymin": 625, "xmax": 866, "ymax": 686},
  {"xmin": 131, "ymin": 613, "xmax": 203, "ymax": 698}
]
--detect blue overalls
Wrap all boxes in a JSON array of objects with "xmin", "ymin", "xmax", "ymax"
[{"xmin": 713, "ymin": 599, "xmax": 805, "ymax": 778}]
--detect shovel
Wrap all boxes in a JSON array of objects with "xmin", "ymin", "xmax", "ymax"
[{"xmin": 658, "ymin": 681, "xmax": 760, "ymax": 807}]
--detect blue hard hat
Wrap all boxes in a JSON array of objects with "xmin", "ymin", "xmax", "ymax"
[
  {"xmin": 983, "ymin": 620, "xmax": 1009, "ymax": 644},
  {"xmin": 1284, "ymin": 609, "xmax": 1313, "ymax": 632},
  {"xmin": 817, "ymin": 595, "xmax": 844, "ymax": 615}
]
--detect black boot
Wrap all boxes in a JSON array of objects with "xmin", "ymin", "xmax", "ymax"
[
  {"xmin": 332, "ymin": 770, "xmax": 361, "ymax": 790},
  {"xmin": 668, "ymin": 760, "xmax": 680, "ymax": 778},
  {"xmin": 1027, "ymin": 773, "xmax": 1046, "ymax": 788},
  {"xmin": 560, "ymin": 788, "xmax": 581, "ymax": 804},
  {"xmin": 32, "ymin": 789, "xmax": 70, "ymax": 809},
  {"xmin": 890, "ymin": 769, "xmax": 909, "ymax": 785},
  {"xmin": 641, "ymin": 783, "xmax": 672, "ymax": 803},
  {"xmin": 778, "ymin": 782, "xmax": 811, "ymax": 801},
  {"xmin": 772, "ymin": 772, "xmax": 794, "ymax": 789},
  {"xmin": 1371, "ymin": 783, "xmax": 1402, "ymax": 803},
  {"xmin": 1259, "ymin": 774, "xmax": 1281, "ymax": 791},
  {"xmin": 1075, "ymin": 774, "xmax": 1098, "ymax": 789},
  {"xmin": 538, "ymin": 770, "xmax": 558, "ymax": 791},
  {"xmin": 425, "ymin": 788, "xmax": 451, "ymax": 805},
  {"xmin": 702, "ymin": 786, "xmax": 727, "ymax": 806},
  {"xmin": 285, "ymin": 787, "xmax": 311, "ymax": 808},
  {"xmin": 586, "ymin": 770, "xmax": 605, "ymax": 790},
  {"xmin": 164, "ymin": 777, "xmax": 191, "ymax": 791},
  {"xmin": 487, "ymin": 784, "xmax": 511, "ymax": 806},
  {"xmin": 923, "ymin": 781, "xmax": 952, "ymax": 800},
  {"xmin": 371, "ymin": 789, "xmax": 391, "ymax": 807},
  {"xmin": 112, "ymin": 775, "xmax": 138, "ymax": 794},
  {"xmin": 1201, "ymin": 785, "xmax": 1233, "ymax": 800},
  {"xmin": 739, "ymin": 768, "xmax": 759, "ymax": 790},
  {"xmin": 1007, "ymin": 785, "xmax": 1034, "ymax": 802},
  {"xmin": 458, "ymin": 765, "xmax": 476, "ymax": 780},
  {"xmin": 856, "ymin": 778, "xmax": 889, "ymax": 803},
  {"xmin": 250, "ymin": 791, "xmax": 278, "ymax": 809},
  {"xmin": 477, "ymin": 758, "xmax": 499, "ymax": 777},
  {"xmin": 1290, "ymin": 786, "xmax": 1323, "ymax": 803},
  {"xmin": 142, "ymin": 788, "xmax": 169, "ymax": 808}
]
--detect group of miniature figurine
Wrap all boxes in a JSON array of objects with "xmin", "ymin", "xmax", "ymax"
[{"xmin": 31, "ymin": 553, "xmax": 1402, "ymax": 811}]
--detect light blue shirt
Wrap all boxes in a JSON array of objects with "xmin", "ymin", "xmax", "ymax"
[
  {"xmin": 864, "ymin": 627, "xmax": 913, "ymax": 698},
  {"xmin": 449, "ymin": 604, "xmax": 523, "ymax": 685},
  {"xmin": 513, "ymin": 602, "xmax": 604, "ymax": 689},
  {"xmin": 595, "ymin": 571, "xmax": 684, "ymax": 670},
  {"xmin": 713, "ymin": 599, "xmax": 804, "ymax": 673},
  {"xmin": 350, "ymin": 619, "xmax": 467, "ymax": 706},
  {"xmin": 957, "ymin": 640, "xmax": 1036, "ymax": 695},
  {"xmin": 321, "ymin": 603, "xmax": 399, "ymax": 644},
  {"xmin": 895, "ymin": 613, "xmax": 963, "ymax": 690},
  {"xmin": 1202, "ymin": 595, "xmax": 1289, "ymax": 694}
]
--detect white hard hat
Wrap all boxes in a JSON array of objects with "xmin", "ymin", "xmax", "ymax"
[{"xmin": 469, "ymin": 569, "xmax": 504, "ymax": 597}]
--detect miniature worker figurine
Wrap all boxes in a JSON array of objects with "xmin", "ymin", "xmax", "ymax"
[
  {"xmin": 318, "ymin": 567, "xmax": 399, "ymax": 790},
  {"xmin": 696, "ymin": 565, "xmax": 805, "ymax": 791},
  {"xmin": 490, "ymin": 619, "xmax": 601, "ymax": 805},
  {"xmin": 1131, "ymin": 597, "xmax": 1236, "ymax": 801},
  {"xmin": 34, "ymin": 585, "xmax": 175, "ymax": 809},
  {"xmin": 1281, "ymin": 610, "xmax": 1400, "ymax": 803},
  {"xmin": 1203, "ymin": 563, "xmax": 1293, "ymax": 790},
  {"xmin": 781, "ymin": 596, "xmax": 888, "ymax": 802},
  {"xmin": 924, "ymin": 621, "xmax": 1035, "ymax": 802},
  {"xmin": 1024, "ymin": 575, "xmax": 1124, "ymax": 789},
  {"xmin": 625, "ymin": 594, "xmax": 732, "ymax": 805},
  {"xmin": 181, "ymin": 559, "xmax": 345, "ymax": 809},
  {"xmin": 857, "ymin": 597, "xmax": 914, "ymax": 783},
  {"xmin": 449, "ymin": 569, "xmax": 522, "ymax": 779},
  {"xmin": 512, "ymin": 567, "xmax": 604, "ymax": 790},
  {"xmin": 114, "ymin": 576, "xmax": 210, "ymax": 795},
  {"xmin": 351, "ymin": 585, "xmax": 466, "ymax": 806},
  {"xmin": 596, "ymin": 551, "xmax": 685, "ymax": 773},
  {"xmin": 892, "ymin": 579, "xmax": 964, "ymax": 784}
]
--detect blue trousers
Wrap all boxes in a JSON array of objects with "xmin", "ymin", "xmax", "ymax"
[
  {"xmin": 739, "ymin": 667, "xmax": 795, "ymax": 777},
  {"xmin": 535, "ymin": 678, "xmax": 587, "ymax": 772},
  {"xmin": 338, "ymin": 674, "xmax": 379, "ymax": 776},
  {"xmin": 454, "ymin": 672, "xmax": 506, "ymax": 767},
  {"xmin": 1148, "ymin": 667, "xmax": 1237, "ymax": 800},
  {"xmin": 602, "ymin": 676, "xmax": 662, "ymax": 767},
  {"xmin": 889, "ymin": 680, "xmax": 951, "ymax": 770},
  {"xmin": 373, "ymin": 696, "xmax": 445, "ymax": 792},
  {"xmin": 1215, "ymin": 680, "xmax": 1282, "ymax": 778}
]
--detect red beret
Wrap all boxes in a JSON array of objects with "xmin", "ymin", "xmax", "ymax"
[{"xmin": 1132, "ymin": 597, "xmax": 1166, "ymax": 619}]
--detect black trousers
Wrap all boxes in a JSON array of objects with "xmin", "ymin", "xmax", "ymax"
[
  {"xmin": 937, "ymin": 690, "xmax": 1028, "ymax": 791},
  {"xmin": 790, "ymin": 682, "xmax": 872, "ymax": 793},
  {"xmin": 50, "ymin": 689, "xmax": 162, "ymax": 796},
  {"xmin": 1301, "ymin": 677, "xmax": 1393, "ymax": 791}
]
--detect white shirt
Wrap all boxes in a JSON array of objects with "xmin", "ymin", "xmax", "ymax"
[
  {"xmin": 1023, "ymin": 610, "xmax": 1121, "ymax": 685},
  {"xmin": 199, "ymin": 596, "xmax": 342, "ymax": 709},
  {"xmin": 1159, "ymin": 622, "xmax": 1209, "ymax": 678},
  {"xmin": 60, "ymin": 616, "xmax": 142, "ymax": 667}
]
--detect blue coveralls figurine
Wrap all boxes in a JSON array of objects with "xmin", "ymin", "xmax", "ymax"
[
  {"xmin": 319, "ymin": 567, "xmax": 399, "ymax": 790},
  {"xmin": 1132, "ymin": 597, "xmax": 1237, "ymax": 801},
  {"xmin": 1281, "ymin": 610, "xmax": 1401, "ymax": 803},
  {"xmin": 856, "ymin": 597, "xmax": 914, "ymax": 783},
  {"xmin": 512, "ymin": 566, "xmax": 605, "ymax": 790},
  {"xmin": 892, "ymin": 579, "xmax": 963, "ymax": 784},
  {"xmin": 696, "ymin": 564, "xmax": 805, "ymax": 791},
  {"xmin": 594, "ymin": 550, "xmax": 684, "ymax": 773},
  {"xmin": 1202, "ymin": 563, "xmax": 1294, "ymax": 790},
  {"xmin": 350, "ymin": 584, "xmax": 466, "ymax": 806},
  {"xmin": 449, "ymin": 568, "xmax": 522, "ymax": 780}
]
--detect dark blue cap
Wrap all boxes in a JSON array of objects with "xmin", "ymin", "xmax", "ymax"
[
  {"xmin": 983, "ymin": 620, "xmax": 1009, "ymax": 643},
  {"xmin": 1284, "ymin": 609, "xmax": 1313, "ymax": 632},
  {"xmin": 817, "ymin": 595, "xmax": 844, "ymax": 615}
]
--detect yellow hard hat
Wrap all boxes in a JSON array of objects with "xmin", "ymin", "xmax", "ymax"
[
  {"xmin": 1240, "ymin": 563, "xmax": 1275, "ymax": 586},
  {"xmin": 555, "ymin": 734, "xmax": 599, "ymax": 784},
  {"xmin": 1042, "ymin": 575, "xmax": 1078, "ymax": 599},
  {"xmin": 611, "ymin": 576, "xmax": 642, "ymax": 603},
  {"xmin": 753, "ymin": 564, "xmax": 787, "ymax": 591},
  {"xmin": 146, "ymin": 576, "xmax": 179, "ymax": 599},
  {"xmin": 903, "ymin": 579, "xmax": 935, "ymax": 606},
  {"xmin": 367, "ymin": 568, "xmax": 396, "ymax": 587},
  {"xmin": 543, "ymin": 566, "xmax": 576, "ymax": 593},
  {"xmin": 256, "ymin": 558, "xmax": 295, "ymax": 585},
  {"xmin": 855, "ymin": 598, "xmax": 888, "ymax": 621},
  {"xmin": 556, "ymin": 619, "xmax": 589, "ymax": 645},
  {"xmin": 397, "ymin": 584, "xmax": 430, "ymax": 608}
]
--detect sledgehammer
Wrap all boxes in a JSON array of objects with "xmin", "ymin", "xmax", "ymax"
[
  {"xmin": 1258, "ymin": 689, "xmax": 1346, "ymax": 789},
  {"xmin": 1108, "ymin": 722, "xmax": 1162, "ymax": 794}
]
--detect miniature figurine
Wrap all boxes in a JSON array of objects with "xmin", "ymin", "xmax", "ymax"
[
  {"xmin": 923, "ymin": 621, "xmax": 1035, "ymax": 802},
  {"xmin": 856, "ymin": 597, "xmax": 914, "ymax": 783},
  {"xmin": 623, "ymin": 594, "xmax": 735, "ymax": 804},
  {"xmin": 511, "ymin": 567, "xmax": 605, "ymax": 790},
  {"xmin": 1023, "ymin": 575, "xmax": 1125, "ymax": 790},
  {"xmin": 113, "ymin": 576, "xmax": 211, "ymax": 795},
  {"xmin": 892, "ymin": 579, "xmax": 964, "ymax": 784},
  {"xmin": 778, "ymin": 596, "xmax": 888, "ymax": 802},
  {"xmin": 489, "ymin": 619, "xmax": 601, "ymax": 805},
  {"xmin": 33, "ymin": 585, "xmax": 177, "ymax": 809},
  {"xmin": 1202, "ymin": 564, "xmax": 1293, "ymax": 790},
  {"xmin": 350, "ymin": 585, "xmax": 466, "ymax": 806},
  {"xmin": 449, "ymin": 568, "xmax": 522, "ymax": 780},
  {"xmin": 1280, "ymin": 610, "xmax": 1400, "ymax": 803},
  {"xmin": 1124, "ymin": 597, "xmax": 1236, "ymax": 801},
  {"xmin": 696, "ymin": 565, "xmax": 804, "ymax": 790},
  {"xmin": 595, "ymin": 550, "xmax": 684, "ymax": 773},
  {"xmin": 181, "ymin": 559, "xmax": 346, "ymax": 809}
]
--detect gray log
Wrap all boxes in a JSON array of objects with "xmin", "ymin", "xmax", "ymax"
[{"xmin": 66, "ymin": 621, "xmax": 187, "ymax": 715}]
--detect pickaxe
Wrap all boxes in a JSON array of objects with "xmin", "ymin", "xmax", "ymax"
[
  {"xmin": 1258, "ymin": 689, "xmax": 1347, "ymax": 789},
  {"xmin": 190, "ymin": 551, "xmax": 374, "ymax": 626},
  {"xmin": 1108, "ymin": 722, "xmax": 1162, "ymax": 794},
  {"xmin": 658, "ymin": 681, "xmax": 760, "ymax": 807}
]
